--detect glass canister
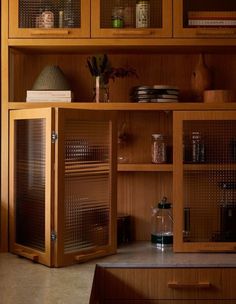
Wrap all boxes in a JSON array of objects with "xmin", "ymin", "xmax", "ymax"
[
  {"xmin": 151, "ymin": 134, "xmax": 167, "ymax": 163},
  {"xmin": 151, "ymin": 197, "xmax": 173, "ymax": 249}
]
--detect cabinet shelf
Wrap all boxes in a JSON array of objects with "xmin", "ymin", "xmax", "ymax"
[
  {"xmin": 118, "ymin": 163, "xmax": 173, "ymax": 172},
  {"xmin": 8, "ymin": 102, "xmax": 236, "ymax": 111},
  {"xmin": 184, "ymin": 164, "xmax": 236, "ymax": 171}
]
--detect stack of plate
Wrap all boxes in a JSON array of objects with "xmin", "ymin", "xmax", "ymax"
[{"xmin": 130, "ymin": 85, "xmax": 179, "ymax": 103}]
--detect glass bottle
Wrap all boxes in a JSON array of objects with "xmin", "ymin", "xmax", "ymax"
[
  {"xmin": 112, "ymin": 0, "xmax": 124, "ymax": 28},
  {"xmin": 136, "ymin": 0, "xmax": 150, "ymax": 28},
  {"xmin": 151, "ymin": 197, "xmax": 173, "ymax": 249},
  {"xmin": 64, "ymin": 0, "xmax": 75, "ymax": 28},
  {"xmin": 191, "ymin": 131, "xmax": 205, "ymax": 163},
  {"xmin": 151, "ymin": 134, "xmax": 167, "ymax": 164}
]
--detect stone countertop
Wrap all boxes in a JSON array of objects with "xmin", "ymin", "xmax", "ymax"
[
  {"xmin": 1, "ymin": 242, "xmax": 236, "ymax": 304},
  {"xmin": 95, "ymin": 241, "xmax": 236, "ymax": 268}
]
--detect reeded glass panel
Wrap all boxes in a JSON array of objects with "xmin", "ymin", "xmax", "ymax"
[
  {"xmin": 100, "ymin": 0, "xmax": 162, "ymax": 29},
  {"xmin": 183, "ymin": 120, "xmax": 236, "ymax": 243},
  {"xmin": 183, "ymin": 0, "xmax": 236, "ymax": 28},
  {"xmin": 64, "ymin": 120, "xmax": 110, "ymax": 253},
  {"xmin": 19, "ymin": 0, "xmax": 81, "ymax": 29},
  {"xmin": 15, "ymin": 119, "xmax": 46, "ymax": 251}
]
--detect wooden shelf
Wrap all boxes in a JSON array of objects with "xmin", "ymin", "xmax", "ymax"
[
  {"xmin": 8, "ymin": 102, "xmax": 236, "ymax": 111},
  {"xmin": 184, "ymin": 164, "xmax": 236, "ymax": 171},
  {"xmin": 118, "ymin": 163, "xmax": 173, "ymax": 172}
]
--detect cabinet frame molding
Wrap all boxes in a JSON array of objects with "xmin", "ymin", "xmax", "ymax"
[{"xmin": 9, "ymin": 108, "xmax": 55, "ymax": 266}]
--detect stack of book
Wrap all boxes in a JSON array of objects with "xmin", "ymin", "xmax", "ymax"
[
  {"xmin": 26, "ymin": 90, "xmax": 73, "ymax": 102},
  {"xmin": 188, "ymin": 11, "xmax": 236, "ymax": 27}
]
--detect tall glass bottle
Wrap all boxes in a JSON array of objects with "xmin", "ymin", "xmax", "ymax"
[{"xmin": 64, "ymin": 0, "xmax": 75, "ymax": 28}]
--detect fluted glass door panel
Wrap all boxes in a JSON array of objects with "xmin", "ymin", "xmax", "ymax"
[
  {"xmin": 55, "ymin": 109, "xmax": 116, "ymax": 266},
  {"xmin": 64, "ymin": 120, "xmax": 110, "ymax": 253},
  {"xmin": 15, "ymin": 119, "xmax": 46, "ymax": 251}
]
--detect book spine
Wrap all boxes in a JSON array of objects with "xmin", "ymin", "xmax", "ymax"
[
  {"xmin": 27, "ymin": 90, "xmax": 72, "ymax": 97},
  {"xmin": 188, "ymin": 11, "xmax": 236, "ymax": 19},
  {"xmin": 188, "ymin": 19, "xmax": 236, "ymax": 26},
  {"xmin": 26, "ymin": 98, "xmax": 72, "ymax": 102}
]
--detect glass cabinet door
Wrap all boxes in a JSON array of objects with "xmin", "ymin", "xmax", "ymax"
[
  {"xmin": 9, "ymin": 0, "xmax": 90, "ymax": 38},
  {"xmin": 55, "ymin": 109, "xmax": 117, "ymax": 267},
  {"xmin": 173, "ymin": 111, "xmax": 236, "ymax": 253},
  {"xmin": 9, "ymin": 108, "xmax": 54, "ymax": 266},
  {"xmin": 91, "ymin": 0, "xmax": 172, "ymax": 38},
  {"xmin": 173, "ymin": 0, "xmax": 236, "ymax": 38}
]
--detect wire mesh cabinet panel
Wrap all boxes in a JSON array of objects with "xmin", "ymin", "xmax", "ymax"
[
  {"xmin": 9, "ymin": 0, "xmax": 90, "ymax": 38},
  {"xmin": 9, "ymin": 108, "xmax": 54, "ymax": 266},
  {"xmin": 173, "ymin": 0, "xmax": 236, "ymax": 38},
  {"xmin": 91, "ymin": 0, "xmax": 172, "ymax": 38},
  {"xmin": 173, "ymin": 111, "xmax": 236, "ymax": 253},
  {"xmin": 55, "ymin": 109, "xmax": 117, "ymax": 267}
]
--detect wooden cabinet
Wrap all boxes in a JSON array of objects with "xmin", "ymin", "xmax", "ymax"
[
  {"xmin": 9, "ymin": 108, "xmax": 117, "ymax": 266},
  {"xmin": 91, "ymin": 266, "xmax": 236, "ymax": 303},
  {"xmin": 173, "ymin": 111, "xmax": 236, "ymax": 252},
  {"xmin": 9, "ymin": 0, "xmax": 90, "ymax": 38},
  {"xmin": 173, "ymin": 0, "xmax": 236, "ymax": 38},
  {"xmin": 91, "ymin": 0, "xmax": 172, "ymax": 38}
]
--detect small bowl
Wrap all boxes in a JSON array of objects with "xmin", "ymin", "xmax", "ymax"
[{"xmin": 204, "ymin": 90, "xmax": 235, "ymax": 103}]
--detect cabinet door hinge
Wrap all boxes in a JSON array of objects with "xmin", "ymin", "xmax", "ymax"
[
  {"xmin": 51, "ymin": 131, "xmax": 58, "ymax": 143},
  {"xmin": 51, "ymin": 231, "xmax": 57, "ymax": 241}
]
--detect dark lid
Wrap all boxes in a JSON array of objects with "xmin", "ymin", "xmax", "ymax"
[{"xmin": 157, "ymin": 196, "xmax": 171, "ymax": 209}]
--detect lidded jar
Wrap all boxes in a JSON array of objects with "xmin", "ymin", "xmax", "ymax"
[
  {"xmin": 151, "ymin": 133, "xmax": 167, "ymax": 163},
  {"xmin": 151, "ymin": 197, "xmax": 173, "ymax": 249}
]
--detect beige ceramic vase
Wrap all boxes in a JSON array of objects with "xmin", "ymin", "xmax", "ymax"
[{"xmin": 191, "ymin": 54, "xmax": 212, "ymax": 101}]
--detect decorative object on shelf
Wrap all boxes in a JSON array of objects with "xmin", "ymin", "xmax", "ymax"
[
  {"xmin": 191, "ymin": 131, "xmax": 205, "ymax": 163},
  {"xmin": 41, "ymin": 5, "xmax": 54, "ymax": 28},
  {"xmin": 117, "ymin": 213, "xmax": 132, "ymax": 245},
  {"xmin": 87, "ymin": 54, "xmax": 137, "ymax": 103},
  {"xmin": 112, "ymin": 0, "xmax": 124, "ymax": 28},
  {"xmin": 118, "ymin": 121, "xmax": 132, "ymax": 163},
  {"xmin": 191, "ymin": 53, "xmax": 213, "ymax": 102},
  {"xmin": 136, "ymin": 0, "xmax": 150, "ymax": 28},
  {"xmin": 32, "ymin": 65, "xmax": 71, "ymax": 91},
  {"xmin": 130, "ymin": 85, "xmax": 179, "ymax": 103},
  {"xmin": 151, "ymin": 196, "xmax": 173, "ymax": 250},
  {"xmin": 151, "ymin": 133, "xmax": 167, "ymax": 164},
  {"xmin": 204, "ymin": 90, "xmax": 235, "ymax": 103}
]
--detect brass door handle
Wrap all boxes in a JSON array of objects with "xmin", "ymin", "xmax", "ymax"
[{"xmin": 168, "ymin": 281, "xmax": 211, "ymax": 289}]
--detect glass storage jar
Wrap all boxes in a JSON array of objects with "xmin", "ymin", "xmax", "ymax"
[
  {"xmin": 151, "ymin": 134, "xmax": 167, "ymax": 163},
  {"xmin": 151, "ymin": 197, "xmax": 173, "ymax": 249}
]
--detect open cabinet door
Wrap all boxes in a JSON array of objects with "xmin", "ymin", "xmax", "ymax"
[
  {"xmin": 9, "ymin": 108, "xmax": 54, "ymax": 266},
  {"xmin": 54, "ymin": 109, "xmax": 117, "ymax": 267}
]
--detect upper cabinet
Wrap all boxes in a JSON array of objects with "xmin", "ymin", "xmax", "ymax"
[
  {"xmin": 91, "ymin": 0, "xmax": 172, "ymax": 38},
  {"xmin": 8, "ymin": 0, "xmax": 236, "ymax": 40},
  {"xmin": 9, "ymin": 0, "xmax": 90, "ymax": 38},
  {"xmin": 173, "ymin": 0, "xmax": 236, "ymax": 38}
]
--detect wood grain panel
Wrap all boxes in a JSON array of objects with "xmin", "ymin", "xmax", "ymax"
[{"xmin": 10, "ymin": 53, "xmax": 236, "ymax": 104}]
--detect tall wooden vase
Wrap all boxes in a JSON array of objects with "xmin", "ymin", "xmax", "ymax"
[{"xmin": 191, "ymin": 53, "xmax": 212, "ymax": 102}]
